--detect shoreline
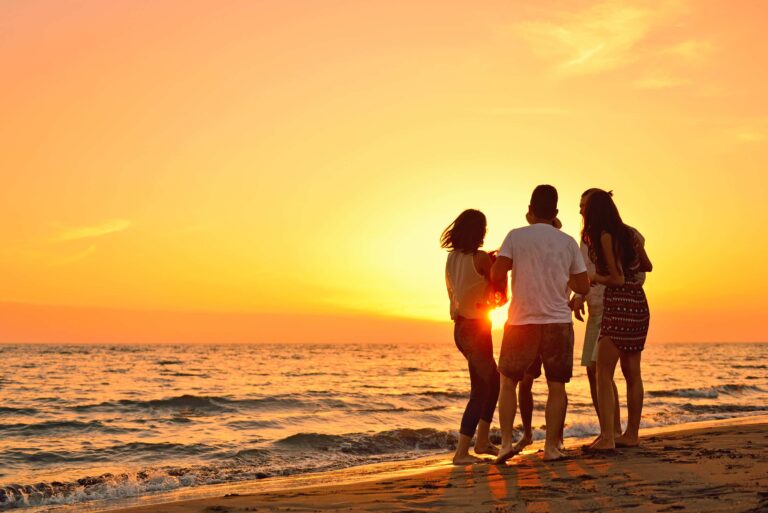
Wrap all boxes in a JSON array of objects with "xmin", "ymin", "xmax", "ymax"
[{"xmin": 92, "ymin": 414, "xmax": 768, "ymax": 513}]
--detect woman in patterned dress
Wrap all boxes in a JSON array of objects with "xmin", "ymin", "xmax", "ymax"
[{"xmin": 582, "ymin": 190, "xmax": 653, "ymax": 451}]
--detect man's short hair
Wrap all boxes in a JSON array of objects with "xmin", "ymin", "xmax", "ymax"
[{"xmin": 530, "ymin": 185, "xmax": 558, "ymax": 219}]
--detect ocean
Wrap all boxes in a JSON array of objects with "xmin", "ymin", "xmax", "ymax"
[{"xmin": 0, "ymin": 342, "xmax": 766, "ymax": 511}]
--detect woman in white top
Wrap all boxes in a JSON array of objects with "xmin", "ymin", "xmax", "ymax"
[{"xmin": 442, "ymin": 209, "xmax": 500, "ymax": 464}]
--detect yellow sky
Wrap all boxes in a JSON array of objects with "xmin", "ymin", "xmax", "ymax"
[{"xmin": 1, "ymin": 0, "xmax": 767, "ymax": 342}]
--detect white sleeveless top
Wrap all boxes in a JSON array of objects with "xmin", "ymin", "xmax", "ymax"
[{"xmin": 445, "ymin": 251, "xmax": 490, "ymax": 320}]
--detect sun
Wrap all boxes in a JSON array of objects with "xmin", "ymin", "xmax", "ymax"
[{"xmin": 488, "ymin": 305, "xmax": 508, "ymax": 327}]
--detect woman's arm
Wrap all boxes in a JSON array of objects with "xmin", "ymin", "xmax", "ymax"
[
  {"xmin": 473, "ymin": 251, "xmax": 493, "ymax": 280},
  {"xmin": 636, "ymin": 240, "xmax": 653, "ymax": 272},
  {"xmin": 593, "ymin": 232, "xmax": 625, "ymax": 287}
]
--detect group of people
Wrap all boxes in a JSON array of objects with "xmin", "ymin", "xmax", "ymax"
[{"xmin": 443, "ymin": 185, "xmax": 652, "ymax": 464}]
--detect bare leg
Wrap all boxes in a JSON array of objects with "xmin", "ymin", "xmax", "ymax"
[
  {"xmin": 586, "ymin": 364, "xmax": 599, "ymax": 417},
  {"xmin": 513, "ymin": 374, "xmax": 534, "ymax": 453},
  {"xmin": 590, "ymin": 336, "xmax": 620, "ymax": 450},
  {"xmin": 474, "ymin": 419, "xmax": 498, "ymax": 455},
  {"xmin": 543, "ymin": 380, "xmax": 567, "ymax": 460},
  {"xmin": 558, "ymin": 393, "xmax": 567, "ymax": 450},
  {"xmin": 587, "ymin": 362, "xmax": 620, "ymax": 438},
  {"xmin": 453, "ymin": 433, "xmax": 481, "ymax": 464},
  {"xmin": 495, "ymin": 375, "xmax": 519, "ymax": 463},
  {"xmin": 616, "ymin": 352, "xmax": 643, "ymax": 447},
  {"xmin": 612, "ymin": 380, "xmax": 622, "ymax": 437}
]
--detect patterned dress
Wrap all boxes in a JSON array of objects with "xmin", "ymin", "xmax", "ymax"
[{"xmin": 591, "ymin": 230, "xmax": 650, "ymax": 352}]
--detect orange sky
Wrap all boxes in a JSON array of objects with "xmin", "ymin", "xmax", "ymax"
[{"xmin": 1, "ymin": 0, "xmax": 767, "ymax": 343}]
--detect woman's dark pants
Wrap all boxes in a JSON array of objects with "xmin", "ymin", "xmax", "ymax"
[{"xmin": 453, "ymin": 317, "xmax": 500, "ymax": 438}]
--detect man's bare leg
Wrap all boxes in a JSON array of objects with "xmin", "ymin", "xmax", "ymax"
[
  {"xmin": 495, "ymin": 375, "xmax": 519, "ymax": 463},
  {"xmin": 514, "ymin": 374, "xmax": 535, "ymax": 453},
  {"xmin": 473, "ymin": 419, "xmax": 498, "ymax": 455},
  {"xmin": 616, "ymin": 352, "xmax": 643, "ymax": 447},
  {"xmin": 543, "ymin": 380, "xmax": 567, "ymax": 460}
]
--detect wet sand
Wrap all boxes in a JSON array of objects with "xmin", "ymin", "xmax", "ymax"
[{"xmin": 104, "ymin": 418, "xmax": 768, "ymax": 513}]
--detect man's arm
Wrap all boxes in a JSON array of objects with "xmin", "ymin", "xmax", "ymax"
[
  {"xmin": 490, "ymin": 255, "xmax": 512, "ymax": 305},
  {"xmin": 569, "ymin": 271, "xmax": 590, "ymax": 295}
]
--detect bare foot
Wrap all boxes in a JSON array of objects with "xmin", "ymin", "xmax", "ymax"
[
  {"xmin": 557, "ymin": 439, "xmax": 566, "ymax": 451},
  {"xmin": 615, "ymin": 434, "xmax": 639, "ymax": 448},
  {"xmin": 512, "ymin": 433, "xmax": 533, "ymax": 454},
  {"xmin": 452, "ymin": 454, "xmax": 483, "ymax": 465},
  {"xmin": 587, "ymin": 436, "xmax": 615, "ymax": 451},
  {"xmin": 494, "ymin": 445, "xmax": 519, "ymax": 464},
  {"xmin": 543, "ymin": 447, "xmax": 568, "ymax": 461},
  {"xmin": 474, "ymin": 443, "xmax": 499, "ymax": 456}
]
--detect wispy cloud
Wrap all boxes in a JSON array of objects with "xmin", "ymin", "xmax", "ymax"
[
  {"xmin": 734, "ymin": 129, "xmax": 767, "ymax": 142},
  {"xmin": 475, "ymin": 107, "xmax": 573, "ymax": 117},
  {"xmin": 662, "ymin": 40, "xmax": 712, "ymax": 64},
  {"xmin": 55, "ymin": 219, "xmax": 131, "ymax": 242},
  {"xmin": 513, "ymin": 1, "xmax": 708, "ymax": 85},
  {"xmin": 515, "ymin": 2, "xmax": 663, "ymax": 75}
]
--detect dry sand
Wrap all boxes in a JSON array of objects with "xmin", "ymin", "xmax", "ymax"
[{"xmin": 105, "ymin": 419, "xmax": 768, "ymax": 513}]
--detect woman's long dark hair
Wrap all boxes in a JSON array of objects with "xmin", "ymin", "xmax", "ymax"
[
  {"xmin": 441, "ymin": 209, "xmax": 486, "ymax": 253},
  {"xmin": 581, "ymin": 191, "xmax": 636, "ymax": 270}
]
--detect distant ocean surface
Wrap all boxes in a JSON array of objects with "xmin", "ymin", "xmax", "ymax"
[{"xmin": 1, "ymin": 342, "xmax": 766, "ymax": 510}]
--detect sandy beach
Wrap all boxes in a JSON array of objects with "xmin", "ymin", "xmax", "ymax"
[{"xmin": 102, "ymin": 416, "xmax": 768, "ymax": 513}]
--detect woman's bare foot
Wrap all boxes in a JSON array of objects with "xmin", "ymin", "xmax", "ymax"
[
  {"xmin": 452, "ymin": 454, "xmax": 483, "ymax": 465},
  {"xmin": 512, "ymin": 433, "xmax": 533, "ymax": 454},
  {"xmin": 615, "ymin": 434, "xmax": 639, "ymax": 448},
  {"xmin": 543, "ymin": 446, "xmax": 567, "ymax": 461},
  {"xmin": 587, "ymin": 435, "xmax": 615, "ymax": 450},
  {"xmin": 494, "ymin": 444, "xmax": 518, "ymax": 464},
  {"xmin": 474, "ymin": 443, "xmax": 499, "ymax": 456}
]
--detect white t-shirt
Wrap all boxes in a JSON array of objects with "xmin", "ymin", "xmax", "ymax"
[{"xmin": 498, "ymin": 223, "xmax": 587, "ymax": 325}]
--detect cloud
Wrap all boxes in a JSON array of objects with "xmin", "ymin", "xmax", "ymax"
[
  {"xmin": 475, "ymin": 107, "xmax": 573, "ymax": 117},
  {"xmin": 55, "ymin": 219, "xmax": 131, "ymax": 241},
  {"xmin": 513, "ymin": 1, "xmax": 707, "ymax": 82},
  {"xmin": 734, "ymin": 129, "xmax": 767, "ymax": 142},
  {"xmin": 662, "ymin": 40, "xmax": 712, "ymax": 64},
  {"xmin": 515, "ymin": 1, "xmax": 663, "ymax": 75}
]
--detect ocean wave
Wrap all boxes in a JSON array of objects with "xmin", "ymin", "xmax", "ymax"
[
  {"xmin": 647, "ymin": 384, "xmax": 763, "ymax": 399},
  {"xmin": 0, "ymin": 466, "xmax": 270, "ymax": 509},
  {"xmin": 70, "ymin": 394, "xmax": 347, "ymax": 413},
  {"xmin": 679, "ymin": 403, "xmax": 768, "ymax": 414},
  {"xmin": 415, "ymin": 391, "xmax": 467, "ymax": 400},
  {"xmin": 0, "ymin": 420, "xmax": 136, "ymax": 436},
  {"xmin": 274, "ymin": 428, "xmax": 458, "ymax": 455},
  {"xmin": 0, "ymin": 407, "xmax": 39, "ymax": 417}
]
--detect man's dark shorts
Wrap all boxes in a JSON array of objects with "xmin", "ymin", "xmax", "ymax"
[{"xmin": 499, "ymin": 323, "xmax": 574, "ymax": 383}]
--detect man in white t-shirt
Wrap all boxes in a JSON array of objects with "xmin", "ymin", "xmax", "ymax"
[{"xmin": 490, "ymin": 185, "xmax": 590, "ymax": 463}]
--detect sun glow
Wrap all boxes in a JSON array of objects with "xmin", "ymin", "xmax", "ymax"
[{"xmin": 1, "ymin": 1, "xmax": 767, "ymax": 343}]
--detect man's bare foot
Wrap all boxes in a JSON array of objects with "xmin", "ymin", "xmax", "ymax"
[
  {"xmin": 494, "ymin": 445, "xmax": 519, "ymax": 464},
  {"xmin": 474, "ymin": 443, "xmax": 499, "ymax": 456},
  {"xmin": 615, "ymin": 434, "xmax": 639, "ymax": 448},
  {"xmin": 452, "ymin": 454, "xmax": 483, "ymax": 465},
  {"xmin": 511, "ymin": 433, "xmax": 533, "ymax": 454},
  {"xmin": 543, "ymin": 446, "xmax": 568, "ymax": 461}
]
